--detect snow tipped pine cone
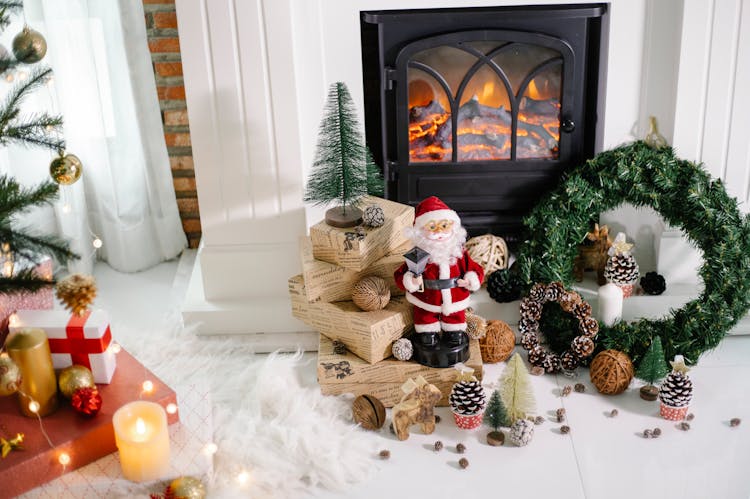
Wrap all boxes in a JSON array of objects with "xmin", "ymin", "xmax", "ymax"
[
  {"xmin": 579, "ymin": 317, "xmax": 599, "ymax": 337},
  {"xmin": 604, "ymin": 253, "xmax": 640, "ymax": 285},
  {"xmin": 528, "ymin": 283, "xmax": 547, "ymax": 303},
  {"xmin": 518, "ymin": 317, "xmax": 539, "ymax": 335},
  {"xmin": 571, "ymin": 336, "xmax": 595, "ymax": 358},
  {"xmin": 509, "ymin": 419, "xmax": 534, "ymax": 446},
  {"xmin": 520, "ymin": 332, "xmax": 539, "ymax": 351},
  {"xmin": 542, "ymin": 354, "xmax": 561, "ymax": 374},
  {"xmin": 545, "ymin": 281, "xmax": 565, "ymax": 302},
  {"xmin": 559, "ymin": 291, "xmax": 582, "ymax": 312},
  {"xmin": 572, "ymin": 301, "xmax": 592, "ymax": 321},
  {"xmin": 449, "ymin": 380, "xmax": 487, "ymax": 416},
  {"xmin": 519, "ymin": 298, "xmax": 543, "ymax": 321},
  {"xmin": 528, "ymin": 345, "xmax": 545, "ymax": 367},
  {"xmin": 560, "ymin": 351, "xmax": 579, "ymax": 371},
  {"xmin": 659, "ymin": 371, "xmax": 693, "ymax": 408}
]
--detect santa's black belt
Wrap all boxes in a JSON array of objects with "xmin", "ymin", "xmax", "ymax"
[{"xmin": 423, "ymin": 277, "xmax": 459, "ymax": 290}]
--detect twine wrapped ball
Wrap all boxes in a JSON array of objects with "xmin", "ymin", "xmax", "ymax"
[
  {"xmin": 465, "ymin": 309, "xmax": 487, "ymax": 340},
  {"xmin": 590, "ymin": 350, "xmax": 634, "ymax": 395},
  {"xmin": 465, "ymin": 234, "xmax": 508, "ymax": 278},
  {"xmin": 352, "ymin": 276, "xmax": 390, "ymax": 311},
  {"xmin": 392, "ymin": 338, "xmax": 413, "ymax": 361},
  {"xmin": 479, "ymin": 320, "xmax": 515, "ymax": 363}
]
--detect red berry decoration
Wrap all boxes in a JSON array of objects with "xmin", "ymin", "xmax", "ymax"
[{"xmin": 71, "ymin": 386, "xmax": 102, "ymax": 417}]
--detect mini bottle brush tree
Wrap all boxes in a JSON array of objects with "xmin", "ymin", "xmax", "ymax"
[
  {"xmin": 635, "ymin": 336, "xmax": 669, "ymax": 401},
  {"xmin": 499, "ymin": 352, "xmax": 536, "ymax": 423},
  {"xmin": 483, "ymin": 389, "xmax": 509, "ymax": 445},
  {"xmin": 304, "ymin": 81, "xmax": 384, "ymax": 228},
  {"xmin": 0, "ymin": 2, "xmax": 78, "ymax": 300}
]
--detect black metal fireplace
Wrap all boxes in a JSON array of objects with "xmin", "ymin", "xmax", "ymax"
[{"xmin": 361, "ymin": 4, "xmax": 606, "ymax": 239}]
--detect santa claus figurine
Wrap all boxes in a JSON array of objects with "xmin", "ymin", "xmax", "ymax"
[{"xmin": 394, "ymin": 196, "xmax": 484, "ymax": 367}]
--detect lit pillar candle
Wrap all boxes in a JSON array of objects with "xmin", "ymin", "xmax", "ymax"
[
  {"xmin": 6, "ymin": 328, "xmax": 58, "ymax": 417},
  {"xmin": 113, "ymin": 401, "xmax": 170, "ymax": 482},
  {"xmin": 598, "ymin": 283, "xmax": 624, "ymax": 326}
]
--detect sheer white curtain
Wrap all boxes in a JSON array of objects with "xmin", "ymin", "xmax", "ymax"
[{"xmin": 0, "ymin": 0, "xmax": 186, "ymax": 273}]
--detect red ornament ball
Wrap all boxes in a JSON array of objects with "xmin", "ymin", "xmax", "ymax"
[{"xmin": 71, "ymin": 386, "xmax": 102, "ymax": 417}]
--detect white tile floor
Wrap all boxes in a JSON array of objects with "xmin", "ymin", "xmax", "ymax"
[{"xmin": 93, "ymin": 256, "xmax": 750, "ymax": 499}]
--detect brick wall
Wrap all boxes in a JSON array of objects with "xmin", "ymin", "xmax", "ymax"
[{"xmin": 143, "ymin": 0, "xmax": 201, "ymax": 248}]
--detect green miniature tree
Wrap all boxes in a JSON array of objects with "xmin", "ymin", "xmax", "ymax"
[
  {"xmin": 499, "ymin": 352, "xmax": 536, "ymax": 422},
  {"xmin": 304, "ymin": 81, "xmax": 383, "ymax": 227},
  {"xmin": 484, "ymin": 390, "xmax": 509, "ymax": 430},
  {"xmin": 635, "ymin": 336, "xmax": 669, "ymax": 401}
]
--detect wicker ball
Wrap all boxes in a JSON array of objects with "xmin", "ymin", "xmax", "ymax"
[
  {"xmin": 352, "ymin": 276, "xmax": 390, "ymax": 311},
  {"xmin": 590, "ymin": 350, "xmax": 634, "ymax": 395},
  {"xmin": 465, "ymin": 309, "xmax": 487, "ymax": 340},
  {"xmin": 465, "ymin": 234, "xmax": 508, "ymax": 278},
  {"xmin": 352, "ymin": 394, "xmax": 386, "ymax": 430},
  {"xmin": 392, "ymin": 338, "xmax": 413, "ymax": 361},
  {"xmin": 362, "ymin": 204, "xmax": 385, "ymax": 227},
  {"xmin": 479, "ymin": 320, "xmax": 515, "ymax": 363}
]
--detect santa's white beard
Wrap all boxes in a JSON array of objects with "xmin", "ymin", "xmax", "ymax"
[{"xmin": 405, "ymin": 225, "xmax": 467, "ymax": 266}]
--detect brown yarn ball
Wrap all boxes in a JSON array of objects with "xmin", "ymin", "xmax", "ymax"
[
  {"xmin": 589, "ymin": 350, "xmax": 634, "ymax": 395},
  {"xmin": 479, "ymin": 320, "xmax": 515, "ymax": 363},
  {"xmin": 465, "ymin": 234, "xmax": 508, "ymax": 278},
  {"xmin": 465, "ymin": 309, "xmax": 487, "ymax": 340},
  {"xmin": 352, "ymin": 276, "xmax": 390, "ymax": 311}
]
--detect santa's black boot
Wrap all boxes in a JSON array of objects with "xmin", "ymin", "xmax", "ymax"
[
  {"xmin": 416, "ymin": 332, "xmax": 439, "ymax": 348},
  {"xmin": 442, "ymin": 330, "xmax": 468, "ymax": 348}
]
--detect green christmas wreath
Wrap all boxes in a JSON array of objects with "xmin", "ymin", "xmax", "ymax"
[{"xmin": 515, "ymin": 141, "xmax": 750, "ymax": 365}]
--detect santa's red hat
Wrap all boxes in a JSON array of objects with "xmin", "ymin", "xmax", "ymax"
[{"xmin": 414, "ymin": 196, "xmax": 460, "ymax": 228}]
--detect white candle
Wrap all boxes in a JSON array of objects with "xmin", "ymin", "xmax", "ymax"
[
  {"xmin": 113, "ymin": 401, "xmax": 170, "ymax": 482},
  {"xmin": 598, "ymin": 283, "xmax": 624, "ymax": 326}
]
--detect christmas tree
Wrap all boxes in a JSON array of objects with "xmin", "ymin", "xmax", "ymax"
[
  {"xmin": 636, "ymin": 336, "xmax": 669, "ymax": 400},
  {"xmin": 0, "ymin": 3, "xmax": 77, "ymax": 296},
  {"xmin": 483, "ymin": 390, "xmax": 509, "ymax": 430},
  {"xmin": 499, "ymin": 352, "xmax": 536, "ymax": 422},
  {"xmin": 304, "ymin": 82, "xmax": 383, "ymax": 227}
]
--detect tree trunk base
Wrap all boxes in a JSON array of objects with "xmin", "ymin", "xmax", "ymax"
[
  {"xmin": 640, "ymin": 384, "xmax": 659, "ymax": 401},
  {"xmin": 486, "ymin": 431, "xmax": 505, "ymax": 446},
  {"xmin": 325, "ymin": 206, "xmax": 363, "ymax": 228}
]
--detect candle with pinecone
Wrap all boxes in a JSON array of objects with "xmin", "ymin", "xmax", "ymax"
[
  {"xmin": 449, "ymin": 365, "xmax": 486, "ymax": 430},
  {"xmin": 659, "ymin": 355, "xmax": 693, "ymax": 421},
  {"xmin": 603, "ymin": 232, "xmax": 639, "ymax": 298}
]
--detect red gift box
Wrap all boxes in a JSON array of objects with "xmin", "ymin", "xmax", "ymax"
[
  {"xmin": 0, "ymin": 349, "xmax": 178, "ymax": 498},
  {"xmin": 10, "ymin": 309, "xmax": 117, "ymax": 384}
]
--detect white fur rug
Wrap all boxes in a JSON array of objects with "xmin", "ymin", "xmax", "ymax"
[{"xmin": 115, "ymin": 314, "xmax": 380, "ymax": 498}]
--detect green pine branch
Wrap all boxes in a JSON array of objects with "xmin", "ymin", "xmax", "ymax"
[
  {"xmin": 0, "ymin": 226, "xmax": 78, "ymax": 264},
  {"xmin": 0, "ymin": 268, "xmax": 53, "ymax": 296},
  {"xmin": 0, "ymin": 3, "xmax": 23, "ymax": 32},
  {"xmin": 0, "ymin": 175, "xmax": 59, "ymax": 220}
]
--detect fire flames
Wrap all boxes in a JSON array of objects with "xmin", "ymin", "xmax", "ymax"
[{"xmin": 408, "ymin": 77, "xmax": 560, "ymax": 162}]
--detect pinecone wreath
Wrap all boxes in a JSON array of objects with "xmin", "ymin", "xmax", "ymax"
[
  {"xmin": 604, "ymin": 232, "xmax": 639, "ymax": 297},
  {"xmin": 486, "ymin": 269, "xmax": 521, "ymax": 303},
  {"xmin": 56, "ymin": 274, "xmax": 97, "ymax": 316},
  {"xmin": 449, "ymin": 379, "xmax": 487, "ymax": 416}
]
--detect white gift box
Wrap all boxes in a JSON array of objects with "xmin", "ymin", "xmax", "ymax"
[{"xmin": 10, "ymin": 309, "xmax": 117, "ymax": 384}]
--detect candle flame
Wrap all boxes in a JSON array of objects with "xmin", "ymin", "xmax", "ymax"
[{"xmin": 135, "ymin": 418, "xmax": 146, "ymax": 435}]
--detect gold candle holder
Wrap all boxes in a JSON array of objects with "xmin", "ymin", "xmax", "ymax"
[{"xmin": 6, "ymin": 328, "xmax": 59, "ymax": 417}]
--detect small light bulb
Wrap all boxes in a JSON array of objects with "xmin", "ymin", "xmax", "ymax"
[
  {"xmin": 5, "ymin": 73, "xmax": 13, "ymax": 82},
  {"xmin": 28, "ymin": 401, "xmax": 40, "ymax": 413},
  {"xmin": 110, "ymin": 342, "xmax": 122, "ymax": 354},
  {"xmin": 58, "ymin": 453, "xmax": 71, "ymax": 466},
  {"xmin": 92, "ymin": 238, "xmax": 103, "ymax": 249},
  {"xmin": 8, "ymin": 313, "xmax": 19, "ymax": 327},
  {"xmin": 203, "ymin": 442, "xmax": 218, "ymax": 456},
  {"xmin": 142, "ymin": 380, "xmax": 154, "ymax": 393},
  {"xmin": 46, "ymin": 76, "xmax": 54, "ymax": 86},
  {"xmin": 237, "ymin": 471, "xmax": 250, "ymax": 484},
  {"xmin": 62, "ymin": 203, "xmax": 72, "ymax": 214},
  {"xmin": 18, "ymin": 71, "xmax": 27, "ymax": 81},
  {"xmin": 166, "ymin": 403, "xmax": 177, "ymax": 414}
]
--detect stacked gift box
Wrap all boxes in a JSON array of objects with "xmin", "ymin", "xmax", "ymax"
[{"xmin": 289, "ymin": 196, "xmax": 483, "ymax": 407}]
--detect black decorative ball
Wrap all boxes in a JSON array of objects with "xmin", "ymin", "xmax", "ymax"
[
  {"xmin": 486, "ymin": 268, "xmax": 521, "ymax": 303},
  {"xmin": 640, "ymin": 272, "xmax": 666, "ymax": 295}
]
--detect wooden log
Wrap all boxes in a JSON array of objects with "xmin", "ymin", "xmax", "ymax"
[
  {"xmin": 299, "ymin": 236, "xmax": 408, "ymax": 303},
  {"xmin": 289, "ymin": 276, "xmax": 412, "ymax": 364},
  {"xmin": 317, "ymin": 334, "xmax": 482, "ymax": 407},
  {"xmin": 309, "ymin": 196, "xmax": 414, "ymax": 272}
]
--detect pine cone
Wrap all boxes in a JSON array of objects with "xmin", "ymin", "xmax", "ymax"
[
  {"xmin": 578, "ymin": 317, "xmax": 600, "ymax": 337},
  {"xmin": 604, "ymin": 253, "xmax": 640, "ymax": 285},
  {"xmin": 518, "ymin": 317, "xmax": 539, "ymax": 335},
  {"xmin": 56, "ymin": 274, "xmax": 97, "ymax": 316},
  {"xmin": 571, "ymin": 336, "xmax": 595, "ymax": 358},
  {"xmin": 509, "ymin": 419, "xmax": 534, "ymax": 446},
  {"xmin": 520, "ymin": 332, "xmax": 539, "ymax": 351},
  {"xmin": 560, "ymin": 351, "xmax": 579, "ymax": 371},
  {"xmin": 486, "ymin": 269, "xmax": 521, "ymax": 303},
  {"xmin": 465, "ymin": 310, "xmax": 487, "ymax": 340},
  {"xmin": 559, "ymin": 291, "xmax": 582, "ymax": 312},
  {"xmin": 528, "ymin": 283, "xmax": 547, "ymax": 303},
  {"xmin": 641, "ymin": 272, "xmax": 666, "ymax": 295},
  {"xmin": 659, "ymin": 371, "xmax": 693, "ymax": 408},
  {"xmin": 519, "ymin": 298, "xmax": 543, "ymax": 321},
  {"xmin": 542, "ymin": 354, "xmax": 561, "ymax": 373},
  {"xmin": 545, "ymin": 282, "xmax": 565, "ymax": 302},
  {"xmin": 449, "ymin": 380, "xmax": 486, "ymax": 416},
  {"xmin": 528, "ymin": 345, "xmax": 545, "ymax": 367},
  {"xmin": 572, "ymin": 301, "xmax": 592, "ymax": 321}
]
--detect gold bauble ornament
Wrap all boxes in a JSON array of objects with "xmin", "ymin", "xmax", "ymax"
[
  {"xmin": 12, "ymin": 26, "xmax": 47, "ymax": 64},
  {"xmin": 56, "ymin": 273, "xmax": 97, "ymax": 316},
  {"xmin": 58, "ymin": 365, "xmax": 95, "ymax": 399},
  {"xmin": 0, "ymin": 355, "xmax": 22, "ymax": 397},
  {"xmin": 169, "ymin": 476, "xmax": 207, "ymax": 499},
  {"xmin": 49, "ymin": 150, "xmax": 83, "ymax": 185}
]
